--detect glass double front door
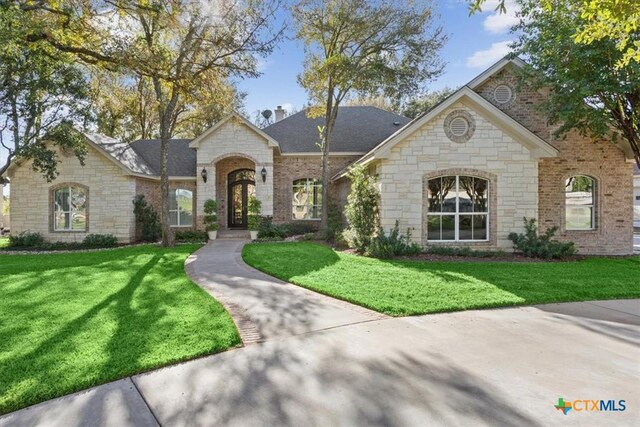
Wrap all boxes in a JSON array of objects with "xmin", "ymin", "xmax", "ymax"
[{"xmin": 228, "ymin": 169, "xmax": 256, "ymax": 229}]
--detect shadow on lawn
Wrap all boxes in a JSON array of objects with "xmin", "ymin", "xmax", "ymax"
[{"xmin": 0, "ymin": 254, "xmax": 165, "ymax": 415}]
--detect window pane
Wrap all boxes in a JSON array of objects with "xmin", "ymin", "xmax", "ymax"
[
  {"xmin": 473, "ymin": 215, "xmax": 488, "ymax": 240},
  {"xmin": 179, "ymin": 210, "xmax": 193, "ymax": 226},
  {"xmin": 458, "ymin": 177, "xmax": 474, "ymax": 213},
  {"xmin": 427, "ymin": 215, "xmax": 441, "ymax": 241},
  {"xmin": 55, "ymin": 212, "xmax": 70, "ymax": 230},
  {"xmin": 70, "ymin": 187, "xmax": 86, "ymax": 211},
  {"xmin": 55, "ymin": 188, "xmax": 70, "ymax": 212},
  {"xmin": 473, "ymin": 178, "xmax": 489, "ymax": 213},
  {"xmin": 459, "ymin": 215, "xmax": 473, "ymax": 240},
  {"xmin": 566, "ymin": 207, "xmax": 593, "ymax": 229},
  {"xmin": 169, "ymin": 210, "xmax": 178, "ymax": 226},
  {"xmin": 292, "ymin": 179, "xmax": 322, "ymax": 220},
  {"xmin": 566, "ymin": 176, "xmax": 594, "ymax": 205},
  {"xmin": 442, "ymin": 215, "xmax": 456, "ymax": 240},
  {"xmin": 72, "ymin": 212, "xmax": 86, "ymax": 230},
  {"xmin": 442, "ymin": 177, "xmax": 457, "ymax": 212},
  {"xmin": 229, "ymin": 169, "xmax": 255, "ymax": 183},
  {"xmin": 169, "ymin": 191, "xmax": 178, "ymax": 210},
  {"xmin": 176, "ymin": 189, "xmax": 192, "ymax": 212},
  {"xmin": 427, "ymin": 178, "xmax": 442, "ymax": 212}
]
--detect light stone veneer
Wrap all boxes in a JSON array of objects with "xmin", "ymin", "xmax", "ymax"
[
  {"xmin": 376, "ymin": 101, "xmax": 538, "ymax": 249},
  {"xmin": 9, "ymin": 145, "xmax": 136, "ymax": 242},
  {"xmin": 196, "ymin": 119, "xmax": 275, "ymax": 219}
]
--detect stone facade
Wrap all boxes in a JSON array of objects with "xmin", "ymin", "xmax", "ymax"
[
  {"xmin": 9, "ymin": 144, "xmax": 136, "ymax": 242},
  {"xmin": 375, "ymin": 101, "xmax": 539, "ymax": 249},
  {"xmin": 195, "ymin": 118, "xmax": 275, "ymax": 224},
  {"xmin": 476, "ymin": 66, "xmax": 634, "ymax": 254},
  {"xmin": 272, "ymin": 154, "xmax": 358, "ymax": 224}
]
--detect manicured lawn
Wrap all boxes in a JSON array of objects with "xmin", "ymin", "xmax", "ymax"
[
  {"xmin": 243, "ymin": 242, "xmax": 640, "ymax": 316},
  {"xmin": 0, "ymin": 245, "xmax": 240, "ymax": 415}
]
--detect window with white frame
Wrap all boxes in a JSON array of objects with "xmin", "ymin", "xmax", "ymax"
[
  {"xmin": 53, "ymin": 186, "xmax": 87, "ymax": 231},
  {"xmin": 169, "ymin": 189, "xmax": 193, "ymax": 227},
  {"xmin": 565, "ymin": 176, "xmax": 596, "ymax": 230},
  {"xmin": 426, "ymin": 176, "xmax": 489, "ymax": 241},
  {"xmin": 292, "ymin": 178, "xmax": 322, "ymax": 220}
]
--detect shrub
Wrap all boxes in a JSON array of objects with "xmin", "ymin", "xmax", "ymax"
[
  {"xmin": 366, "ymin": 221, "xmax": 421, "ymax": 259},
  {"xmin": 203, "ymin": 199, "xmax": 219, "ymax": 231},
  {"xmin": 174, "ymin": 230, "xmax": 208, "ymax": 242},
  {"xmin": 82, "ymin": 234, "xmax": 118, "ymax": 248},
  {"xmin": 281, "ymin": 221, "xmax": 316, "ymax": 236},
  {"xmin": 508, "ymin": 218, "xmax": 576, "ymax": 259},
  {"xmin": 257, "ymin": 216, "xmax": 288, "ymax": 238},
  {"xmin": 247, "ymin": 196, "xmax": 262, "ymax": 231},
  {"xmin": 9, "ymin": 231, "xmax": 45, "ymax": 248},
  {"xmin": 133, "ymin": 195, "xmax": 161, "ymax": 242},
  {"xmin": 324, "ymin": 201, "xmax": 344, "ymax": 242},
  {"xmin": 344, "ymin": 164, "xmax": 380, "ymax": 252}
]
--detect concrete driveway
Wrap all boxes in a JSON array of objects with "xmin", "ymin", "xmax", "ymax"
[{"xmin": 2, "ymin": 299, "xmax": 638, "ymax": 427}]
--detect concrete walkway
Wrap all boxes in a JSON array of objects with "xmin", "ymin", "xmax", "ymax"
[{"xmin": 184, "ymin": 239, "xmax": 387, "ymax": 343}]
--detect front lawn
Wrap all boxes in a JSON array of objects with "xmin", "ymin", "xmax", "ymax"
[
  {"xmin": 243, "ymin": 242, "xmax": 640, "ymax": 316},
  {"xmin": 0, "ymin": 245, "xmax": 240, "ymax": 415}
]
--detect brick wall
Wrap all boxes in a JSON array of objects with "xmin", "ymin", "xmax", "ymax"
[
  {"xmin": 273, "ymin": 155, "xmax": 358, "ymax": 223},
  {"xmin": 135, "ymin": 178, "xmax": 197, "ymax": 238},
  {"xmin": 476, "ymin": 66, "xmax": 634, "ymax": 254},
  {"xmin": 9, "ymin": 144, "xmax": 136, "ymax": 242}
]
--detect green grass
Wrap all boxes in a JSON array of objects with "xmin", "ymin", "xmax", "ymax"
[
  {"xmin": 0, "ymin": 245, "xmax": 241, "ymax": 415},
  {"xmin": 243, "ymin": 242, "xmax": 640, "ymax": 317}
]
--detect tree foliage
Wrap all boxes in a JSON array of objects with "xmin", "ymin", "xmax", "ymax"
[
  {"xmin": 0, "ymin": 3, "xmax": 90, "ymax": 183},
  {"xmin": 514, "ymin": 0, "xmax": 640, "ymax": 167},
  {"xmin": 402, "ymin": 87, "xmax": 457, "ymax": 119},
  {"xmin": 293, "ymin": 0, "xmax": 445, "ymax": 231},
  {"xmin": 18, "ymin": 0, "xmax": 284, "ymax": 246}
]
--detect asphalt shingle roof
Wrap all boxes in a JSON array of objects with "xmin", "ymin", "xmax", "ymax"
[
  {"xmin": 263, "ymin": 106, "xmax": 411, "ymax": 153},
  {"xmin": 88, "ymin": 107, "xmax": 409, "ymax": 176},
  {"xmin": 129, "ymin": 139, "xmax": 196, "ymax": 176}
]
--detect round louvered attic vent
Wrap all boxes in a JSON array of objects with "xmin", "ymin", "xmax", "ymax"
[
  {"xmin": 449, "ymin": 117, "xmax": 469, "ymax": 137},
  {"xmin": 494, "ymin": 84, "xmax": 513, "ymax": 104}
]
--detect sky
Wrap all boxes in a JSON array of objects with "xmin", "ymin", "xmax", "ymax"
[{"xmin": 237, "ymin": 0, "xmax": 519, "ymax": 117}]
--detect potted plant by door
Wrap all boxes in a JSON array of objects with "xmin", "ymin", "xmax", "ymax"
[
  {"xmin": 247, "ymin": 196, "xmax": 261, "ymax": 240},
  {"xmin": 203, "ymin": 199, "xmax": 219, "ymax": 240}
]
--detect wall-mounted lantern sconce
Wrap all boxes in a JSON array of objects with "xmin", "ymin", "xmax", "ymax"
[
  {"xmin": 201, "ymin": 168, "xmax": 208, "ymax": 183},
  {"xmin": 261, "ymin": 167, "xmax": 267, "ymax": 183}
]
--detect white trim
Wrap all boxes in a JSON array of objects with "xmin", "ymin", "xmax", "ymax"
[
  {"xmin": 355, "ymin": 87, "xmax": 558, "ymax": 167},
  {"xmin": 189, "ymin": 111, "xmax": 280, "ymax": 149},
  {"xmin": 467, "ymin": 57, "xmax": 526, "ymax": 89},
  {"xmin": 279, "ymin": 152, "xmax": 365, "ymax": 157}
]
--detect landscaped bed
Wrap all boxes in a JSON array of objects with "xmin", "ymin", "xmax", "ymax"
[
  {"xmin": 0, "ymin": 237, "xmax": 8, "ymax": 248},
  {"xmin": 243, "ymin": 242, "xmax": 640, "ymax": 317},
  {"xmin": 0, "ymin": 244, "xmax": 241, "ymax": 415}
]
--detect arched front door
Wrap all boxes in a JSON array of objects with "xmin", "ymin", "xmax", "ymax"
[{"xmin": 228, "ymin": 169, "xmax": 255, "ymax": 229}]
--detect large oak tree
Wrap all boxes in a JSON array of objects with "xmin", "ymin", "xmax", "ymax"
[{"xmin": 293, "ymin": 0, "xmax": 445, "ymax": 232}]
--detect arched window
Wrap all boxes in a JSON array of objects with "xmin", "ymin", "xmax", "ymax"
[
  {"xmin": 53, "ymin": 185, "xmax": 87, "ymax": 231},
  {"xmin": 169, "ymin": 189, "xmax": 193, "ymax": 227},
  {"xmin": 426, "ymin": 176, "xmax": 489, "ymax": 241},
  {"xmin": 292, "ymin": 178, "xmax": 322, "ymax": 220},
  {"xmin": 565, "ymin": 176, "xmax": 596, "ymax": 230}
]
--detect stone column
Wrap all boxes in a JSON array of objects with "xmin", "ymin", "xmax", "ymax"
[
  {"xmin": 255, "ymin": 163, "xmax": 274, "ymax": 216},
  {"xmin": 196, "ymin": 163, "xmax": 216, "ymax": 230}
]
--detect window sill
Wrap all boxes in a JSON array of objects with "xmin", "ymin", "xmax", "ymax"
[
  {"xmin": 170, "ymin": 225, "xmax": 194, "ymax": 228},
  {"xmin": 52, "ymin": 230, "xmax": 88, "ymax": 233}
]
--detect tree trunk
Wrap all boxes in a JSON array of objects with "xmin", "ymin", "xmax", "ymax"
[{"xmin": 159, "ymin": 133, "xmax": 174, "ymax": 247}]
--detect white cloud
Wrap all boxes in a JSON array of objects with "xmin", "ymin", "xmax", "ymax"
[
  {"xmin": 465, "ymin": 41, "xmax": 513, "ymax": 68},
  {"xmin": 481, "ymin": 0, "xmax": 520, "ymax": 34}
]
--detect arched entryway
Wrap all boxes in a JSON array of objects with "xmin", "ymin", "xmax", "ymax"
[{"xmin": 227, "ymin": 169, "xmax": 255, "ymax": 229}]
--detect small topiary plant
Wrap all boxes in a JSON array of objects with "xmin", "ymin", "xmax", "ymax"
[
  {"xmin": 508, "ymin": 217, "xmax": 576, "ymax": 259},
  {"xmin": 247, "ymin": 196, "xmax": 262, "ymax": 232},
  {"xmin": 203, "ymin": 199, "xmax": 219, "ymax": 232}
]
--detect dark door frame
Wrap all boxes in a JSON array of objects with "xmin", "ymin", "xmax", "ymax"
[{"xmin": 227, "ymin": 169, "xmax": 255, "ymax": 229}]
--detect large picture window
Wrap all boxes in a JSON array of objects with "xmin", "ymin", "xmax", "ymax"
[
  {"xmin": 53, "ymin": 186, "xmax": 87, "ymax": 231},
  {"xmin": 426, "ymin": 176, "xmax": 489, "ymax": 241},
  {"xmin": 169, "ymin": 189, "xmax": 193, "ymax": 227},
  {"xmin": 292, "ymin": 178, "xmax": 322, "ymax": 220},
  {"xmin": 565, "ymin": 176, "xmax": 596, "ymax": 230}
]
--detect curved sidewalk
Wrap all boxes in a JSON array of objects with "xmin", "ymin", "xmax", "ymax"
[{"xmin": 185, "ymin": 239, "xmax": 387, "ymax": 344}]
